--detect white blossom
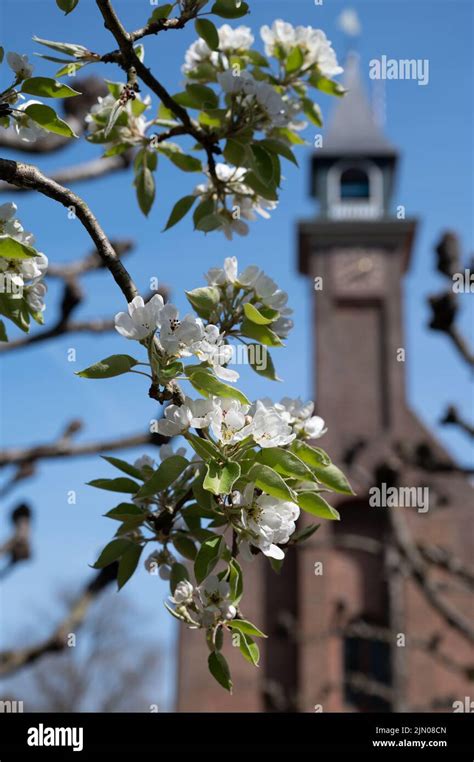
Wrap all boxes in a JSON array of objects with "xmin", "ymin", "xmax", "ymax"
[
  {"xmin": 195, "ymin": 165, "xmax": 278, "ymax": 240},
  {"xmin": 274, "ymin": 397, "xmax": 327, "ymax": 440},
  {"xmin": 182, "ymin": 24, "xmax": 254, "ymax": 74},
  {"xmin": 114, "ymin": 294, "xmax": 164, "ymax": 341},
  {"xmin": 207, "ymin": 397, "xmax": 250, "ymax": 444},
  {"xmin": 159, "ymin": 303, "xmax": 204, "ymax": 357},
  {"xmin": 194, "ymin": 575, "xmax": 236, "ymax": 626},
  {"xmin": 7, "ymin": 52, "xmax": 34, "ymax": 79},
  {"xmin": 25, "ymin": 282, "xmax": 47, "ymax": 313},
  {"xmin": 159, "ymin": 444, "xmax": 187, "ymax": 461},
  {"xmin": 19, "ymin": 251, "xmax": 48, "ymax": 284},
  {"xmin": 261, "ymin": 21, "xmax": 342, "ymax": 78},
  {"xmin": 157, "ymin": 396, "xmax": 213, "ymax": 436},
  {"xmin": 145, "ymin": 548, "xmax": 176, "ymax": 579},
  {"xmin": 0, "ymin": 202, "xmax": 34, "ymax": 244},
  {"xmin": 236, "ymin": 484, "xmax": 299, "ymax": 560},
  {"xmin": 194, "ymin": 324, "xmax": 238, "ymax": 382},
  {"xmin": 233, "ymin": 400, "xmax": 295, "ymax": 448},
  {"xmin": 134, "ymin": 454, "xmax": 155, "ymax": 470},
  {"xmin": 86, "ymin": 92, "xmax": 150, "ymax": 145},
  {"xmin": 272, "ymin": 315, "xmax": 294, "ymax": 339},
  {"xmin": 12, "ymin": 100, "xmax": 48, "ymax": 143},
  {"xmin": 170, "ymin": 579, "xmax": 194, "ymax": 605}
]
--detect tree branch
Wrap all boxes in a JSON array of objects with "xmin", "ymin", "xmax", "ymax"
[
  {"xmin": 0, "ymin": 565, "xmax": 118, "ymax": 676},
  {"xmin": 0, "ymin": 153, "xmax": 131, "ymax": 194},
  {"xmin": 0, "ymin": 428, "xmax": 166, "ymax": 468},
  {"xmin": 0, "ymin": 158, "xmax": 138, "ymax": 302},
  {"xmin": 0, "ymin": 317, "xmax": 115, "ymax": 353},
  {"xmin": 47, "ymin": 239, "xmax": 134, "ymax": 279},
  {"xmin": 440, "ymin": 405, "xmax": 474, "ymax": 438},
  {"xmin": 388, "ymin": 510, "xmax": 474, "ymax": 644},
  {"xmin": 97, "ymin": 0, "xmax": 220, "ymax": 181}
]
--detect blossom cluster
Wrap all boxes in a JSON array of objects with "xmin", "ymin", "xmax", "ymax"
[
  {"xmin": 85, "ymin": 255, "xmax": 350, "ymax": 692},
  {"xmin": 0, "ymin": 202, "xmax": 48, "ymax": 320},
  {"xmin": 112, "ymin": 256, "xmax": 294, "ymax": 386},
  {"xmin": 170, "ymin": 576, "xmax": 236, "ymax": 628}
]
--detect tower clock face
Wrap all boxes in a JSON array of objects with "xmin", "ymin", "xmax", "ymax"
[{"xmin": 331, "ymin": 250, "xmax": 385, "ymax": 296}]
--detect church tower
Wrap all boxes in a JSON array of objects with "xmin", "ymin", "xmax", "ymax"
[{"xmin": 177, "ymin": 54, "xmax": 473, "ymax": 714}]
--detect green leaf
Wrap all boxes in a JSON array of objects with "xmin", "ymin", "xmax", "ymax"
[
  {"xmin": 309, "ymin": 73, "xmax": 346, "ymax": 97},
  {"xmin": 170, "ymin": 562, "xmax": 190, "ymax": 594},
  {"xmin": 166, "ymin": 152, "xmax": 203, "ymax": 172},
  {"xmin": 0, "ymin": 319, "xmax": 7, "ymax": 343},
  {"xmin": 286, "ymin": 45, "xmax": 304, "ymax": 74},
  {"xmin": 186, "ymin": 369, "xmax": 250, "ymax": 405},
  {"xmin": 172, "ymin": 533, "xmax": 197, "ymax": 561},
  {"xmin": 243, "ymin": 302, "xmax": 278, "ymax": 325},
  {"xmin": 211, "ymin": 0, "xmax": 249, "ymax": 19},
  {"xmin": 148, "ymin": 4, "xmax": 173, "ymax": 22},
  {"xmin": 0, "ymin": 236, "xmax": 38, "ymax": 261},
  {"xmin": 92, "ymin": 538, "xmax": 132, "ymax": 568},
  {"xmin": 291, "ymin": 443, "xmax": 353, "ymax": 494},
  {"xmin": 223, "ymin": 138, "xmax": 247, "ymax": 166},
  {"xmin": 227, "ymin": 558, "xmax": 243, "ymax": 604},
  {"xmin": 76, "ymin": 354, "xmax": 139, "ymax": 379},
  {"xmin": 230, "ymin": 619, "xmax": 267, "ymax": 638},
  {"xmin": 135, "ymin": 166, "xmax": 155, "ymax": 216},
  {"xmin": 290, "ymin": 522, "xmax": 320, "ymax": 545},
  {"xmin": 248, "ymin": 463, "xmax": 296, "ymax": 502},
  {"xmin": 237, "ymin": 632, "xmax": 260, "ymax": 665},
  {"xmin": 21, "ymin": 77, "xmax": 80, "ymax": 98},
  {"xmin": 101, "ymin": 456, "xmax": 144, "ymax": 480},
  {"xmin": 311, "ymin": 462, "xmax": 353, "ymax": 494},
  {"xmin": 195, "ymin": 18, "xmax": 219, "ymax": 51},
  {"xmin": 195, "ymin": 213, "xmax": 223, "ymax": 233},
  {"xmin": 187, "ymin": 432, "xmax": 222, "ymax": 462},
  {"xmin": 203, "ymin": 461, "xmax": 241, "ymax": 495},
  {"xmin": 249, "ymin": 145, "xmax": 275, "ymax": 184},
  {"xmin": 135, "ymin": 455, "xmax": 189, "ymax": 500},
  {"xmin": 185, "ymin": 84, "xmax": 219, "ymax": 110},
  {"xmin": 243, "ymin": 171, "xmax": 278, "ymax": 201},
  {"xmin": 25, "ymin": 103, "xmax": 76, "ymax": 138},
  {"xmin": 193, "ymin": 197, "xmax": 215, "ymax": 228},
  {"xmin": 290, "ymin": 440, "xmax": 332, "ymax": 467},
  {"xmin": 105, "ymin": 503, "xmax": 145, "ymax": 521},
  {"xmin": 208, "ymin": 651, "xmax": 232, "ymax": 692},
  {"xmin": 163, "ymin": 194, "xmax": 196, "ymax": 231},
  {"xmin": 247, "ymin": 344, "xmax": 280, "ymax": 381},
  {"xmin": 194, "ymin": 535, "xmax": 222, "ymax": 584},
  {"xmin": 55, "ymin": 61, "xmax": 88, "ymax": 78},
  {"xmin": 192, "ymin": 467, "xmax": 214, "ymax": 512},
  {"xmin": 0, "ymin": 294, "xmax": 30, "ymax": 333},
  {"xmin": 117, "ymin": 543, "xmax": 143, "ymax": 589},
  {"xmin": 258, "ymin": 138, "xmax": 298, "ymax": 166},
  {"xmin": 247, "ymin": 50, "xmax": 269, "ymax": 67},
  {"xmin": 88, "ymin": 477, "xmax": 140, "ymax": 494},
  {"xmin": 56, "ymin": 0, "xmax": 80, "ymax": 13},
  {"xmin": 185, "ymin": 286, "xmax": 220, "ymax": 318},
  {"xmin": 33, "ymin": 36, "xmax": 91, "ymax": 58},
  {"xmin": 240, "ymin": 318, "xmax": 283, "ymax": 347},
  {"xmin": 297, "ymin": 491, "xmax": 340, "ymax": 520},
  {"xmin": 258, "ymin": 447, "xmax": 314, "ymax": 481},
  {"xmin": 302, "ymin": 97, "xmax": 323, "ymax": 127}
]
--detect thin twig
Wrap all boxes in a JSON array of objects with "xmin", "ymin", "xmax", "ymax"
[{"xmin": 0, "ymin": 158, "xmax": 138, "ymax": 302}]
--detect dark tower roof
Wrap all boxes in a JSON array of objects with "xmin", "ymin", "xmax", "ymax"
[{"xmin": 319, "ymin": 52, "xmax": 397, "ymax": 157}]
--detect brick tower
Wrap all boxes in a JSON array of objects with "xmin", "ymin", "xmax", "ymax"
[{"xmin": 176, "ymin": 54, "xmax": 473, "ymax": 713}]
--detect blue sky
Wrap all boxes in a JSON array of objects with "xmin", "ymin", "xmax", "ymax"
[{"xmin": 0, "ymin": 0, "xmax": 472, "ymax": 710}]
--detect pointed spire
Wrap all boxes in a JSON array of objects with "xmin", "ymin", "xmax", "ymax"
[{"xmin": 320, "ymin": 52, "xmax": 397, "ymax": 156}]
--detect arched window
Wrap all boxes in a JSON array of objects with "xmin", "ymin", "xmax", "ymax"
[{"xmin": 340, "ymin": 167, "xmax": 370, "ymax": 199}]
